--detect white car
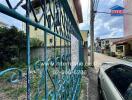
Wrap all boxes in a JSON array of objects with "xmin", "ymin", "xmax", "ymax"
[{"xmin": 98, "ymin": 62, "xmax": 132, "ymax": 100}]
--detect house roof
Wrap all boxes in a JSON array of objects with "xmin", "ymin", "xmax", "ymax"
[
  {"xmin": 22, "ymin": 0, "xmax": 46, "ymax": 10},
  {"xmin": 0, "ymin": 21, "xmax": 8, "ymax": 26},
  {"xmin": 22, "ymin": 0, "xmax": 83, "ymax": 23},
  {"xmin": 110, "ymin": 5, "xmax": 124, "ymax": 10},
  {"xmin": 113, "ymin": 35, "xmax": 132, "ymax": 45},
  {"xmin": 100, "ymin": 37, "xmax": 122, "ymax": 40},
  {"xmin": 73, "ymin": 0, "xmax": 83, "ymax": 23}
]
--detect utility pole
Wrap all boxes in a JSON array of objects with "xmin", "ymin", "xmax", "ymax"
[{"xmin": 90, "ymin": 0, "xmax": 95, "ymax": 67}]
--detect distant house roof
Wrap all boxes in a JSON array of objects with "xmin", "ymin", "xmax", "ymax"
[
  {"xmin": 22, "ymin": 0, "xmax": 83, "ymax": 23},
  {"xmin": 0, "ymin": 21, "xmax": 8, "ymax": 27},
  {"xmin": 110, "ymin": 5, "xmax": 124, "ymax": 10},
  {"xmin": 100, "ymin": 37, "xmax": 122, "ymax": 40},
  {"xmin": 80, "ymin": 30, "xmax": 89, "ymax": 32},
  {"xmin": 22, "ymin": 0, "xmax": 45, "ymax": 10},
  {"xmin": 113, "ymin": 35, "xmax": 132, "ymax": 45}
]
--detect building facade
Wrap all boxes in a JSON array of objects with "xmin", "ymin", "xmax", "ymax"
[
  {"xmin": 22, "ymin": 0, "xmax": 84, "ymax": 68},
  {"xmin": 112, "ymin": 0, "xmax": 132, "ymax": 57},
  {"xmin": 95, "ymin": 38, "xmax": 122, "ymax": 56},
  {"xmin": 0, "ymin": 21, "xmax": 8, "ymax": 28},
  {"xmin": 124, "ymin": 0, "xmax": 132, "ymax": 36},
  {"xmin": 80, "ymin": 30, "xmax": 88, "ymax": 47},
  {"xmin": 22, "ymin": 0, "xmax": 83, "ymax": 47}
]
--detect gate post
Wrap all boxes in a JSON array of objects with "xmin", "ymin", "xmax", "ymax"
[{"xmin": 26, "ymin": 0, "xmax": 31, "ymax": 99}]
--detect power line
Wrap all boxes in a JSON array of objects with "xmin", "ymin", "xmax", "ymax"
[
  {"xmin": 96, "ymin": 0, "xmax": 100, "ymax": 11},
  {"xmin": 96, "ymin": 11, "xmax": 132, "ymax": 15},
  {"xmin": 93, "ymin": 0, "xmax": 100, "ymax": 11}
]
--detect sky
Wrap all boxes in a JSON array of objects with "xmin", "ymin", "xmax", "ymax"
[
  {"xmin": 79, "ymin": 0, "xmax": 124, "ymax": 39},
  {"xmin": 0, "ymin": 0, "xmax": 25, "ymax": 29},
  {"xmin": 0, "ymin": 0, "xmax": 124, "ymax": 39}
]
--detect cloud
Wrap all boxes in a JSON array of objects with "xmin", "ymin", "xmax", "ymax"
[
  {"xmin": 79, "ymin": 0, "xmax": 124, "ymax": 39},
  {"xmin": 79, "ymin": 22, "xmax": 89, "ymax": 30},
  {"xmin": 79, "ymin": 0, "xmax": 125, "ymax": 39},
  {"xmin": 0, "ymin": 0, "xmax": 124, "ymax": 39}
]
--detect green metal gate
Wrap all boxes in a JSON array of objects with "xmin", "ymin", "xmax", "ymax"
[{"xmin": 0, "ymin": 0, "xmax": 84, "ymax": 99}]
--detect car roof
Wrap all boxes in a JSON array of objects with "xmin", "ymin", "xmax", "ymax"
[{"xmin": 101, "ymin": 61, "xmax": 132, "ymax": 71}]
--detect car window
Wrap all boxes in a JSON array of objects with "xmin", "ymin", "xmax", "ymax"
[
  {"xmin": 124, "ymin": 83, "xmax": 132, "ymax": 100},
  {"xmin": 105, "ymin": 64, "xmax": 132, "ymax": 99}
]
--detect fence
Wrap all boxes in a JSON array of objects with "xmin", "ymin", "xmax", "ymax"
[{"xmin": 0, "ymin": 0, "xmax": 84, "ymax": 99}]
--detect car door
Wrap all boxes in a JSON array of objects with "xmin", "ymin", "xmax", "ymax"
[{"xmin": 100, "ymin": 67, "xmax": 123, "ymax": 100}]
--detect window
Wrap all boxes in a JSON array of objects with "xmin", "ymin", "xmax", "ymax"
[
  {"xmin": 34, "ymin": 27, "xmax": 37, "ymax": 30},
  {"xmin": 116, "ymin": 45, "xmax": 123, "ymax": 52},
  {"xmin": 106, "ymin": 40, "xmax": 109, "ymax": 44},
  {"xmin": 49, "ymin": 38, "xmax": 53, "ymax": 44},
  {"xmin": 102, "ymin": 41, "xmax": 104, "ymax": 44}
]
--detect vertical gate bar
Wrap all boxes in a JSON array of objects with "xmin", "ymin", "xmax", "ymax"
[
  {"xmin": 65, "ymin": 16, "xmax": 68, "ymax": 71},
  {"xmin": 54, "ymin": 0, "xmax": 56, "ymax": 69},
  {"xmin": 64, "ymin": 13, "xmax": 66, "ymax": 71},
  {"xmin": 60, "ymin": 37, "xmax": 62, "ymax": 70},
  {"xmin": 79, "ymin": 40, "xmax": 84, "ymax": 62},
  {"xmin": 26, "ymin": 0, "xmax": 30, "ymax": 99},
  {"xmin": 59, "ymin": 2, "xmax": 62, "ymax": 71},
  {"xmin": 79, "ymin": 41, "xmax": 81, "ymax": 62},
  {"xmin": 44, "ymin": 0, "xmax": 48, "ymax": 99},
  {"xmin": 53, "ymin": 0, "xmax": 57, "ymax": 99},
  {"xmin": 70, "ymin": 28, "xmax": 71, "ymax": 69}
]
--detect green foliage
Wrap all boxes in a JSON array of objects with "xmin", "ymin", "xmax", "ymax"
[
  {"xmin": 0, "ymin": 26, "xmax": 44, "ymax": 68},
  {"xmin": 30, "ymin": 38, "xmax": 44, "ymax": 48},
  {"xmin": 0, "ymin": 26, "xmax": 25, "ymax": 66},
  {"xmin": 55, "ymin": 48, "xmax": 60, "ymax": 56}
]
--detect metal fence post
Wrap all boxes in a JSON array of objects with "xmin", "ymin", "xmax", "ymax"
[{"xmin": 26, "ymin": 0, "xmax": 31, "ymax": 99}]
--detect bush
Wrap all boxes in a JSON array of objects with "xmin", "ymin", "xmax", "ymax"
[{"xmin": 0, "ymin": 26, "xmax": 44, "ymax": 68}]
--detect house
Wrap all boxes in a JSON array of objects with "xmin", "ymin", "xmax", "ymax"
[
  {"xmin": 80, "ymin": 30, "xmax": 89, "ymax": 65},
  {"xmin": 111, "ymin": 0, "xmax": 132, "ymax": 57},
  {"xmin": 80, "ymin": 30, "xmax": 89, "ymax": 47},
  {"xmin": 95, "ymin": 37, "xmax": 122, "ymax": 55},
  {"xmin": 22, "ymin": 0, "xmax": 83, "ymax": 47},
  {"xmin": 113, "ymin": 35, "xmax": 132, "ymax": 57},
  {"xmin": 0, "ymin": 21, "xmax": 8, "ymax": 28},
  {"xmin": 21, "ymin": 0, "xmax": 84, "ymax": 66},
  {"xmin": 124, "ymin": 0, "xmax": 132, "ymax": 36}
]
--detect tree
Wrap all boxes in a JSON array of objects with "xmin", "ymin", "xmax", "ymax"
[
  {"xmin": 0, "ymin": 26, "xmax": 44, "ymax": 68},
  {"xmin": 0, "ymin": 26, "xmax": 26, "ymax": 66}
]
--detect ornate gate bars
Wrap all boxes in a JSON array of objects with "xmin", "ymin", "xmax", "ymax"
[{"xmin": 0, "ymin": 0, "xmax": 83, "ymax": 99}]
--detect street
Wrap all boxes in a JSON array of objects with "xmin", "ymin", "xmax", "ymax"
[{"xmin": 94, "ymin": 52, "xmax": 130, "ymax": 72}]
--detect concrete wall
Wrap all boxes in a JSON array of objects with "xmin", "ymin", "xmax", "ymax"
[
  {"xmin": 71, "ymin": 34, "xmax": 79, "ymax": 70},
  {"xmin": 22, "ymin": 1, "xmax": 79, "ymax": 47},
  {"xmin": 124, "ymin": 0, "xmax": 132, "ymax": 36},
  {"xmin": 20, "ymin": 47, "xmax": 64, "ymax": 61}
]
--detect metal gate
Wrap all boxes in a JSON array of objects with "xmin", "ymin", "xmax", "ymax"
[{"xmin": 0, "ymin": 0, "xmax": 83, "ymax": 99}]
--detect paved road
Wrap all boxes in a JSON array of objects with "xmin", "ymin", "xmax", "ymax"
[
  {"xmin": 87, "ymin": 52, "xmax": 132, "ymax": 100},
  {"xmin": 94, "ymin": 52, "xmax": 131, "ymax": 72}
]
